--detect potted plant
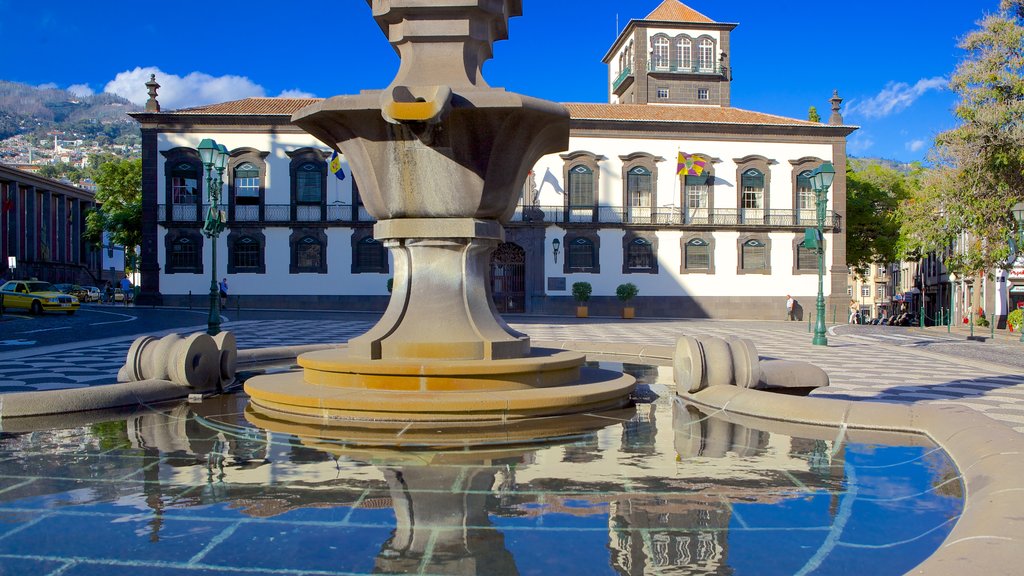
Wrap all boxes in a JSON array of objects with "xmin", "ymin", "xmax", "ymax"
[
  {"xmin": 572, "ymin": 281, "xmax": 592, "ymax": 318},
  {"xmin": 616, "ymin": 282, "xmax": 638, "ymax": 319}
]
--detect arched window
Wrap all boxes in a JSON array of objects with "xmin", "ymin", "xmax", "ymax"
[
  {"xmin": 567, "ymin": 237, "xmax": 596, "ymax": 271},
  {"xmin": 741, "ymin": 169, "xmax": 765, "ymax": 224},
  {"xmin": 297, "ymin": 236, "xmax": 322, "ymax": 271},
  {"xmin": 685, "ymin": 238, "xmax": 710, "ymax": 270},
  {"xmin": 170, "ymin": 237, "xmax": 197, "ymax": 270},
  {"xmin": 353, "ymin": 235, "xmax": 388, "ymax": 274},
  {"xmin": 296, "ymin": 162, "xmax": 323, "ymax": 204},
  {"xmin": 627, "ymin": 166, "xmax": 653, "ymax": 223},
  {"xmin": 568, "ymin": 165, "xmax": 594, "ymax": 217},
  {"xmin": 232, "ymin": 162, "xmax": 261, "ymax": 221},
  {"xmin": 797, "ymin": 240, "xmax": 818, "ymax": 271},
  {"xmin": 169, "ymin": 161, "xmax": 200, "ymax": 221},
  {"xmin": 678, "ymin": 37, "xmax": 692, "ymax": 71},
  {"xmin": 699, "ymin": 38, "xmax": 714, "ymax": 72},
  {"xmin": 654, "ymin": 37, "xmax": 670, "ymax": 69},
  {"xmin": 685, "ymin": 175, "xmax": 711, "ymax": 224},
  {"xmin": 232, "ymin": 236, "xmax": 260, "ymax": 270},
  {"xmin": 741, "ymin": 239, "xmax": 768, "ymax": 271},
  {"xmin": 165, "ymin": 232, "xmax": 202, "ymax": 274},
  {"xmin": 797, "ymin": 170, "xmax": 815, "ymax": 225},
  {"xmin": 626, "ymin": 238, "xmax": 653, "ymax": 270}
]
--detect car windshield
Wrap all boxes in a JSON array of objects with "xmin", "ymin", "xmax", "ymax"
[{"xmin": 25, "ymin": 282, "xmax": 57, "ymax": 292}]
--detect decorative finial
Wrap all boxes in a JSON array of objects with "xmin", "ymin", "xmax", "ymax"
[
  {"xmin": 829, "ymin": 90, "xmax": 843, "ymax": 125},
  {"xmin": 145, "ymin": 74, "xmax": 161, "ymax": 112}
]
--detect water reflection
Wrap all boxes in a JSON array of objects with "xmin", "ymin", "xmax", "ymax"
[{"xmin": 0, "ymin": 378, "xmax": 962, "ymax": 576}]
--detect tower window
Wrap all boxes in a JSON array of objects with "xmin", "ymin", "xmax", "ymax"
[
  {"xmin": 697, "ymin": 89, "xmax": 709, "ymax": 101},
  {"xmin": 657, "ymin": 88, "xmax": 669, "ymax": 99}
]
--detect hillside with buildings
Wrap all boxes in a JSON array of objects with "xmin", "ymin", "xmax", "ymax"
[{"xmin": 0, "ymin": 80, "xmax": 141, "ymax": 187}]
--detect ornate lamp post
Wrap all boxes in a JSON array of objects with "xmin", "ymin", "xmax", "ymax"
[
  {"xmin": 1011, "ymin": 201, "xmax": 1024, "ymax": 342},
  {"xmin": 808, "ymin": 161, "xmax": 835, "ymax": 346},
  {"xmin": 197, "ymin": 139, "xmax": 229, "ymax": 336}
]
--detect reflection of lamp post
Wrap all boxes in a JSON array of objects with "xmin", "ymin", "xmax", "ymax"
[
  {"xmin": 808, "ymin": 162, "xmax": 835, "ymax": 346},
  {"xmin": 1010, "ymin": 201, "xmax": 1024, "ymax": 342},
  {"xmin": 552, "ymin": 238, "xmax": 560, "ymax": 263},
  {"xmin": 197, "ymin": 139, "xmax": 229, "ymax": 336}
]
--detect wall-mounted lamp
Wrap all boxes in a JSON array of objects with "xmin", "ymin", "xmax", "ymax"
[{"xmin": 552, "ymin": 238, "xmax": 561, "ymax": 263}]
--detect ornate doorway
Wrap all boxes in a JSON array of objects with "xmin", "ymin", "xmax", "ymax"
[{"xmin": 490, "ymin": 242, "xmax": 526, "ymax": 314}]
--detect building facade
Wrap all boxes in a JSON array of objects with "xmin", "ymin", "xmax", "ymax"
[
  {"xmin": 131, "ymin": 1, "xmax": 855, "ymax": 319},
  {"xmin": 0, "ymin": 163, "xmax": 102, "ymax": 285}
]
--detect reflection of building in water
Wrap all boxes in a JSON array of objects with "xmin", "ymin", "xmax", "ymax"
[{"xmin": 0, "ymin": 391, "xmax": 862, "ymax": 575}]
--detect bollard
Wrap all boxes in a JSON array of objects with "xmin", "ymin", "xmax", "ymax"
[
  {"xmin": 236, "ymin": 296, "xmax": 240, "ymax": 319},
  {"xmin": 807, "ymin": 310, "xmax": 812, "ymax": 333},
  {"xmin": 832, "ymin": 305, "xmax": 836, "ymax": 325},
  {"xmin": 970, "ymin": 310, "xmax": 974, "ymax": 338},
  {"xmin": 188, "ymin": 290, "xmax": 192, "ymax": 310},
  {"xmin": 920, "ymin": 302, "xmax": 925, "ymax": 329},
  {"xmin": 991, "ymin": 316, "xmax": 995, "ymax": 340}
]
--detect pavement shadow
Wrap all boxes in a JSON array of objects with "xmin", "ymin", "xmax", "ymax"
[{"xmin": 814, "ymin": 374, "xmax": 1024, "ymax": 404}]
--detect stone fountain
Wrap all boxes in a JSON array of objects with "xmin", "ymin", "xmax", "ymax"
[{"xmin": 244, "ymin": 0, "xmax": 635, "ymax": 427}]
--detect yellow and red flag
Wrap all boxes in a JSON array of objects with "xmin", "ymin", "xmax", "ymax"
[{"xmin": 676, "ymin": 152, "xmax": 707, "ymax": 176}]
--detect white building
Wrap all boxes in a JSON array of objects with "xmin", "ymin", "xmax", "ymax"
[{"xmin": 131, "ymin": 0, "xmax": 855, "ymax": 319}]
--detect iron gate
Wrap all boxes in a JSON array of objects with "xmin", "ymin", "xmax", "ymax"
[{"xmin": 490, "ymin": 242, "xmax": 525, "ymax": 314}]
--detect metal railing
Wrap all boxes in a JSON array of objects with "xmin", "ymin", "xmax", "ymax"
[
  {"xmin": 612, "ymin": 67, "xmax": 633, "ymax": 91},
  {"xmin": 159, "ymin": 204, "xmax": 375, "ymax": 225},
  {"xmin": 648, "ymin": 62, "xmax": 727, "ymax": 76},
  {"xmin": 160, "ymin": 204, "xmax": 838, "ymax": 231},
  {"xmin": 511, "ymin": 206, "xmax": 840, "ymax": 230}
]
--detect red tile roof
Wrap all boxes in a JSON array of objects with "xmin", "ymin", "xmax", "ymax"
[
  {"xmin": 564, "ymin": 103, "xmax": 820, "ymax": 127},
  {"xmin": 164, "ymin": 98, "xmax": 829, "ymax": 128},
  {"xmin": 644, "ymin": 0, "xmax": 715, "ymax": 23},
  {"xmin": 173, "ymin": 97, "xmax": 320, "ymax": 115}
]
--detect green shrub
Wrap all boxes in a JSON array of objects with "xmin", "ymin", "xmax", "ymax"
[
  {"xmin": 616, "ymin": 282, "xmax": 639, "ymax": 302},
  {"xmin": 571, "ymin": 282, "xmax": 592, "ymax": 303},
  {"xmin": 975, "ymin": 315, "xmax": 990, "ymax": 327}
]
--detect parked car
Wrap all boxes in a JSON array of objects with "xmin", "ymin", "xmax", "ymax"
[
  {"xmin": 53, "ymin": 283, "xmax": 74, "ymax": 294},
  {"xmin": 0, "ymin": 280, "xmax": 80, "ymax": 315},
  {"xmin": 80, "ymin": 286, "xmax": 101, "ymax": 302}
]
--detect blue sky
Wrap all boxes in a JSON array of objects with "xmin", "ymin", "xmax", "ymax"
[{"xmin": 0, "ymin": 0, "xmax": 995, "ymax": 162}]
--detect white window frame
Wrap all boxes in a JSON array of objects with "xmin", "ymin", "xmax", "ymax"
[
  {"xmin": 699, "ymin": 39, "xmax": 714, "ymax": 72},
  {"xmin": 654, "ymin": 37, "xmax": 670, "ymax": 70}
]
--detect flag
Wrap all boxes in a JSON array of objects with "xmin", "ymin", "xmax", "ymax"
[
  {"xmin": 676, "ymin": 152, "xmax": 707, "ymax": 176},
  {"xmin": 329, "ymin": 151, "xmax": 346, "ymax": 181},
  {"xmin": 540, "ymin": 167, "xmax": 564, "ymax": 195}
]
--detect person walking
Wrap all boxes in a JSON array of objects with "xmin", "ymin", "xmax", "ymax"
[
  {"xmin": 219, "ymin": 278, "xmax": 228, "ymax": 308},
  {"xmin": 848, "ymin": 300, "xmax": 860, "ymax": 324},
  {"xmin": 785, "ymin": 295, "xmax": 795, "ymax": 321},
  {"xmin": 119, "ymin": 276, "xmax": 132, "ymax": 306}
]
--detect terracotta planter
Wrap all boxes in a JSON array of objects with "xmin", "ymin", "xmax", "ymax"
[
  {"xmin": 576, "ymin": 306, "xmax": 588, "ymax": 318},
  {"xmin": 622, "ymin": 307, "xmax": 635, "ymax": 319}
]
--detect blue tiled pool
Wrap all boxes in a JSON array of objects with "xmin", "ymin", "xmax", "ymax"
[{"xmin": 0, "ymin": 364, "xmax": 963, "ymax": 575}]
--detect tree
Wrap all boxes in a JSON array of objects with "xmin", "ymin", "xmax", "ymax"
[
  {"xmin": 85, "ymin": 159, "xmax": 142, "ymax": 271},
  {"xmin": 808, "ymin": 106, "xmax": 821, "ymax": 123},
  {"xmin": 903, "ymin": 0, "xmax": 1024, "ymax": 273},
  {"xmin": 846, "ymin": 160, "xmax": 915, "ymax": 276}
]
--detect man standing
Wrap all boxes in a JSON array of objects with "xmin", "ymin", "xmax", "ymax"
[
  {"xmin": 119, "ymin": 275, "xmax": 132, "ymax": 305},
  {"xmin": 219, "ymin": 278, "xmax": 228, "ymax": 308},
  {"xmin": 786, "ymin": 295, "xmax": 795, "ymax": 321}
]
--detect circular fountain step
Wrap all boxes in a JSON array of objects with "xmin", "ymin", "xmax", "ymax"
[{"xmin": 245, "ymin": 365, "xmax": 635, "ymax": 423}]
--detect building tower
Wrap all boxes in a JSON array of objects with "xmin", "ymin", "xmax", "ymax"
[{"xmin": 603, "ymin": 0, "xmax": 736, "ymax": 106}]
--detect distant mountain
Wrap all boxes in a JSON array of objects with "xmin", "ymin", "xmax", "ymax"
[{"xmin": 0, "ymin": 80, "xmax": 140, "ymax": 142}]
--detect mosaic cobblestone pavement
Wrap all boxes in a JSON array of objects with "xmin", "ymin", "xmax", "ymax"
[{"xmin": 1, "ymin": 318, "xmax": 1022, "ymax": 432}]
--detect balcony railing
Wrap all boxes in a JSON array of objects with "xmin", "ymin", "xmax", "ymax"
[
  {"xmin": 511, "ymin": 206, "xmax": 840, "ymax": 230},
  {"xmin": 648, "ymin": 62, "xmax": 727, "ymax": 76},
  {"xmin": 612, "ymin": 66, "xmax": 633, "ymax": 91},
  {"xmin": 160, "ymin": 203, "xmax": 838, "ymax": 231},
  {"xmin": 159, "ymin": 203, "xmax": 375, "ymax": 225}
]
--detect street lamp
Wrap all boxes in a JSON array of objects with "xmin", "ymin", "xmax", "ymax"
[
  {"xmin": 198, "ymin": 139, "xmax": 229, "ymax": 335},
  {"xmin": 808, "ymin": 161, "xmax": 835, "ymax": 346},
  {"xmin": 1011, "ymin": 201, "xmax": 1024, "ymax": 342}
]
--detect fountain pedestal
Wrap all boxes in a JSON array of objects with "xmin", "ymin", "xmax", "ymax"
[{"xmin": 244, "ymin": 0, "xmax": 635, "ymax": 426}]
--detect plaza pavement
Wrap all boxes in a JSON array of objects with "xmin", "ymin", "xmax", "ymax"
[{"xmin": 1, "ymin": 313, "xmax": 1023, "ymax": 433}]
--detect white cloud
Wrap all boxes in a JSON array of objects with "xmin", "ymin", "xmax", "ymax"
[
  {"xmin": 103, "ymin": 66, "xmax": 268, "ymax": 110},
  {"xmin": 906, "ymin": 139, "xmax": 927, "ymax": 153},
  {"xmin": 36, "ymin": 82, "xmax": 58, "ymax": 90},
  {"xmin": 66, "ymin": 83, "xmax": 94, "ymax": 97},
  {"xmin": 276, "ymin": 88, "xmax": 316, "ymax": 98},
  {"xmin": 846, "ymin": 77, "xmax": 947, "ymax": 119}
]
